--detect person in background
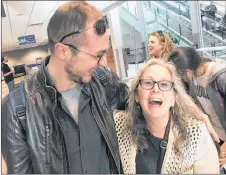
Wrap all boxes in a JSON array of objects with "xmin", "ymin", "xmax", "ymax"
[
  {"xmin": 1, "ymin": 1, "xmax": 129, "ymax": 174},
  {"xmin": 148, "ymin": 30, "xmax": 176, "ymax": 60},
  {"xmin": 25, "ymin": 65, "xmax": 32, "ymax": 76},
  {"xmin": 114, "ymin": 59, "xmax": 219, "ymax": 174},
  {"xmin": 1, "ymin": 56, "xmax": 14, "ymax": 92},
  {"xmin": 168, "ymin": 47, "xmax": 226, "ymax": 171}
]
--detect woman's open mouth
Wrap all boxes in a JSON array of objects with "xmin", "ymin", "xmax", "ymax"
[{"xmin": 148, "ymin": 99, "xmax": 163, "ymax": 107}]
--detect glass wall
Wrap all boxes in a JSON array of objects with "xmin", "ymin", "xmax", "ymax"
[
  {"xmin": 108, "ymin": 1, "xmax": 147, "ymax": 81},
  {"xmin": 143, "ymin": 1, "xmax": 193, "ymax": 47},
  {"xmin": 107, "ymin": 1, "xmax": 226, "ymax": 80}
]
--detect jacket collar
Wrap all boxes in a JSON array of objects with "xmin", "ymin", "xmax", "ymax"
[
  {"xmin": 37, "ymin": 56, "xmax": 91, "ymax": 104},
  {"xmin": 37, "ymin": 56, "xmax": 58, "ymax": 103}
]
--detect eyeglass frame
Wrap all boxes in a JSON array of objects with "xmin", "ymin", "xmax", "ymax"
[
  {"xmin": 59, "ymin": 16, "xmax": 109, "ymax": 43},
  {"xmin": 63, "ymin": 43, "xmax": 108, "ymax": 64},
  {"xmin": 138, "ymin": 79, "xmax": 174, "ymax": 91}
]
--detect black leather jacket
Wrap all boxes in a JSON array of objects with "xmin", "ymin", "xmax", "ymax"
[{"xmin": 1, "ymin": 56, "xmax": 129, "ymax": 173}]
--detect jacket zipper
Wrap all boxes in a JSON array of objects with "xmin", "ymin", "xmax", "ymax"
[
  {"xmin": 48, "ymin": 87, "xmax": 70, "ymax": 173},
  {"xmin": 43, "ymin": 68, "xmax": 69, "ymax": 173},
  {"xmin": 52, "ymin": 98, "xmax": 70, "ymax": 174},
  {"xmin": 45, "ymin": 125, "xmax": 51, "ymax": 164}
]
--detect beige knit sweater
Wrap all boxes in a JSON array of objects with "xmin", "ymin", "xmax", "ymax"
[{"xmin": 114, "ymin": 110, "xmax": 220, "ymax": 174}]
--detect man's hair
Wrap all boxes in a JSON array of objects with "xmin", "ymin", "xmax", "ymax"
[
  {"xmin": 1, "ymin": 56, "xmax": 5, "ymax": 63},
  {"xmin": 47, "ymin": 1, "xmax": 102, "ymax": 54}
]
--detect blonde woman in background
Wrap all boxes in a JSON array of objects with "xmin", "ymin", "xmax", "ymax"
[
  {"xmin": 148, "ymin": 31, "xmax": 176, "ymax": 60},
  {"xmin": 114, "ymin": 59, "xmax": 219, "ymax": 174}
]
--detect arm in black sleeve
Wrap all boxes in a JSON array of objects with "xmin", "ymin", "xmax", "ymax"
[
  {"xmin": 1, "ymin": 97, "xmax": 34, "ymax": 173},
  {"xmin": 98, "ymin": 67, "xmax": 130, "ymax": 111}
]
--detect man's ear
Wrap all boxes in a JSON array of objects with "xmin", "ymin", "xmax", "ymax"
[{"xmin": 54, "ymin": 43, "xmax": 71, "ymax": 60}]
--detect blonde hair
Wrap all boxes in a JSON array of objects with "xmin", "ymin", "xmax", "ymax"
[
  {"xmin": 128, "ymin": 58, "xmax": 201, "ymax": 152},
  {"xmin": 149, "ymin": 31, "xmax": 176, "ymax": 61}
]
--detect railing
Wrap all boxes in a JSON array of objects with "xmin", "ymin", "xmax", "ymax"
[
  {"xmin": 196, "ymin": 46, "xmax": 226, "ymax": 58},
  {"xmin": 144, "ymin": 1, "xmax": 193, "ymax": 45},
  {"xmin": 145, "ymin": 1, "xmax": 226, "ymax": 48},
  {"xmin": 122, "ymin": 1, "xmax": 138, "ymax": 18},
  {"xmin": 196, "ymin": 45, "xmax": 226, "ymax": 52},
  {"xmin": 200, "ymin": 3, "xmax": 226, "ymax": 41},
  {"xmin": 121, "ymin": 46, "xmax": 226, "ymax": 83}
]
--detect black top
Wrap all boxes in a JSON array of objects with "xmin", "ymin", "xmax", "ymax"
[
  {"xmin": 136, "ymin": 118, "xmax": 171, "ymax": 174},
  {"xmin": 2, "ymin": 63, "xmax": 14, "ymax": 83},
  {"xmin": 136, "ymin": 132, "xmax": 163, "ymax": 174}
]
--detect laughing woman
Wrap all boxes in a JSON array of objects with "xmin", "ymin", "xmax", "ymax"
[{"xmin": 114, "ymin": 59, "xmax": 219, "ymax": 174}]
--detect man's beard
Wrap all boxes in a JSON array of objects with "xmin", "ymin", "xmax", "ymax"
[{"xmin": 65, "ymin": 64, "xmax": 82, "ymax": 83}]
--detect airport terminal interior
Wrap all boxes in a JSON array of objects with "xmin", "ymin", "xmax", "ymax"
[
  {"xmin": 1, "ymin": 0, "xmax": 226, "ymax": 174},
  {"xmin": 1, "ymin": 1, "xmax": 226, "ymax": 98}
]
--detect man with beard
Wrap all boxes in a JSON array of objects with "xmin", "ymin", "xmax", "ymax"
[{"xmin": 1, "ymin": 2, "xmax": 129, "ymax": 174}]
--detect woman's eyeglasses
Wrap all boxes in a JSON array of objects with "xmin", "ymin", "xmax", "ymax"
[
  {"xmin": 59, "ymin": 16, "xmax": 109, "ymax": 42},
  {"xmin": 139, "ymin": 79, "xmax": 174, "ymax": 91}
]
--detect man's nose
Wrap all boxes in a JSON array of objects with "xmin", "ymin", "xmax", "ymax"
[{"xmin": 98, "ymin": 55, "xmax": 107, "ymax": 67}]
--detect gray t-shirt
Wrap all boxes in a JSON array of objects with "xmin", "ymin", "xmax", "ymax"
[{"xmin": 59, "ymin": 85, "xmax": 81, "ymax": 124}]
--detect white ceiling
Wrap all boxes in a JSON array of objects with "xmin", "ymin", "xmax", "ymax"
[{"xmin": 1, "ymin": 1, "xmax": 118, "ymax": 52}]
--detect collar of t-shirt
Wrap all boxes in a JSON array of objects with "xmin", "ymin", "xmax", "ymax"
[
  {"xmin": 45, "ymin": 66, "xmax": 81, "ymax": 123},
  {"xmin": 59, "ymin": 85, "xmax": 81, "ymax": 124}
]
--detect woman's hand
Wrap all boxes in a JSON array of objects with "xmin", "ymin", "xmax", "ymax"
[
  {"xmin": 220, "ymin": 142, "xmax": 226, "ymax": 167},
  {"xmin": 200, "ymin": 113, "xmax": 220, "ymax": 143},
  {"xmin": 220, "ymin": 151, "xmax": 226, "ymax": 167}
]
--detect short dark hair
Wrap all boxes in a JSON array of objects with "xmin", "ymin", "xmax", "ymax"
[
  {"xmin": 47, "ymin": 1, "xmax": 102, "ymax": 54},
  {"xmin": 168, "ymin": 47, "xmax": 203, "ymax": 72},
  {"xmin": 1, "ymin": 56, "xmax": 5, "ymax": 63}
]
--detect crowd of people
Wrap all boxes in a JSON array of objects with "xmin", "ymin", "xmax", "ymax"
[{"xmin": 1, "ymin": 1, "xmax": 225, "ymax": 174}]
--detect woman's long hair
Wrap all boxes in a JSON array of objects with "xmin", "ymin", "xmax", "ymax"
[
  {"xmin": 127, "ymin": 59, "xmax": 202, "ymax": 153},
  {"xmin": 149, "ymin": 31, "xmax": 176, "ymax": 60}
]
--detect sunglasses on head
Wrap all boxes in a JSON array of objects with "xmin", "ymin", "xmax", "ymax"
[
  {"xmin": 59, "ymin": 16, "xmax": 109, "ymax": 42},
  {"xmin": 156, "ymin": 30, "xmax": 165, "ymax": 41}
]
